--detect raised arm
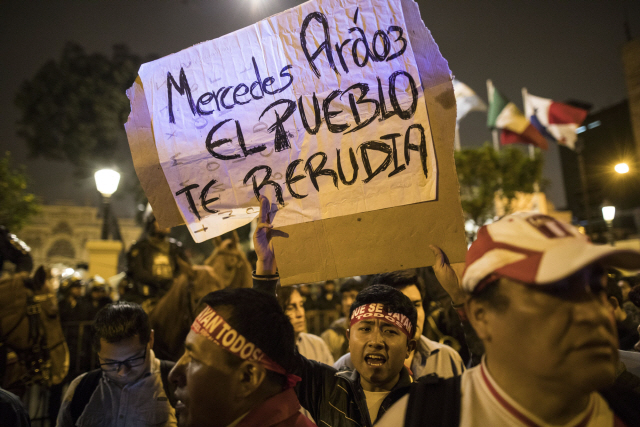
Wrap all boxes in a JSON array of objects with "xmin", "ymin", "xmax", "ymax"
[
  {"xmin": 252, "ymin": 196, "xmax": 278, "ymax": 295},
  {"xmin": 429, "ymin": 245, "xmax": 484, "ymax": 365}
]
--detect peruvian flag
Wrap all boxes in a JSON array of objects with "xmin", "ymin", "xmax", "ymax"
[
  {"xmin": 524, "ymin": 93, "xmax": 588, "ymax": 150},
  {"xmin": 487, "ymin": 83, "xmax": 548, "ymax": 150}
]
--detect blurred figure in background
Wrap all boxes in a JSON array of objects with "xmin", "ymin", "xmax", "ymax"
[
  {"xmin": 0, "ymin": 225, "xmax": 33, "ymax": 275},
  {"xmin": 124, "ymin": 211, "xmax": 190, "ymax": 310},
  {"xmin": 606, "ymin": 274, "xmax": 640, "ymax": 351},
  {"xmin": 277, "ymin": 284, "xmax": 334, "ymax": 365},
  {"xmin": 58, "ymin": 272, "xmax": 91, "ymax": 323},
  {"xmin": 618, "ymin": 276, "xmax": 640, "ymax": 324},
  {"xmin": 321, "ymin": 278, "xmax": 364, "ymax": 361},
  {"xmin": 316, "ymin": 280, "xmax": 340, "ymax": 312},
  {"xmin": 85, "ymin": 275, "xmax": 113, "ymax": 319}
]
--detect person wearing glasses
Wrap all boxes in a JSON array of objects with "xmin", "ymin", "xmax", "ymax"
[{"xmin": 56, "ymin": 301, "xmax": 177, "ymax": 427}]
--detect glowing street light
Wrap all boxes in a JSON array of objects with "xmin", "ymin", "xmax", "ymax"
[
  {"xmin": 614, "ymin": 163, "xmax": 629, "ymax": 174},
  {"xmin": 94, "ymin": 169, "xmax": 121, "ymax": 239},
  {"xmin": 601, "ymin": 200, "xmax": 615, "ymax": 246},
  {"xmin": 94, "ymin": 169, "xmax": 121, "ymax": 197}
]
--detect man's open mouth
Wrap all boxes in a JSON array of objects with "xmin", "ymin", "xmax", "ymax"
[{"xmin": 365, "ymin": 354, "xmax": 387, "ymax": 367}]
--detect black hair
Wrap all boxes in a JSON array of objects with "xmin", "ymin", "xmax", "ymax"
[
  {"xmin": 372, "ymin": 270, "xmax": 425, "ymax": 301},
  {"xmin": 339, "ymin": 278, "xmax": 364, "ymax": 295},
  {"xmin": 199, "ymin": 288, "xmax": 296, "ymax": 388},
  {"xmin": 92, "ymin": 301, "xmax": 151, "ymax": 351},
  {"xmin": 275, "ymin": 284, "xmax": 301, "ymax": 312},
  {"xmin": 349, "ymin": 285, "xmax": 418, "ymax": 339},
  {"xmin": 627, "ymin": 285, "xmax": 640, "ymax": 308}
]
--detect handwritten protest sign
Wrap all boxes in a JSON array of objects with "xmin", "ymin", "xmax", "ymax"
[
  {"xmin": 126, "ymin": 0, "xmax": 438, "ymax": 243},
  {"xmin": 127, "ymin": 0, "xmax": 467, "ymax": 284}
]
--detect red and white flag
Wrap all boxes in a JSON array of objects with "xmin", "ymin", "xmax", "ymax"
[{"xmin": 523, "ymin": 93, "xmax": 588, "ymax": 150}]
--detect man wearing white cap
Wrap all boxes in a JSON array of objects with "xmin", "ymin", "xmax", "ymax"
[{"xmin": 377, "ymin": 212, "xmax": 640, "ymax": 427}]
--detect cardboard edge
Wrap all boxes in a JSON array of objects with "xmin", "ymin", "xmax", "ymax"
[{"xmin": 125, "ymin": 76, "xmax": 184, "ymax": 229}]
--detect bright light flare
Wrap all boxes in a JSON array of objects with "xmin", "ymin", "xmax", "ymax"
[
  {"xmin": 602, "ymin": 205, "xmax": 616, "ymax": 222},
  {"xmin": 614, "ymin": 163, "xmax": 629, "ymax": 174},
  {"xmin": 94, "ymin": 169, "xmax": 121, "ymax": 197}
]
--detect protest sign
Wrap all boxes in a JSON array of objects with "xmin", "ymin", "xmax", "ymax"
[{"xmin": 126, "ymin": 0, "xmax": 467, "ymax": 284}]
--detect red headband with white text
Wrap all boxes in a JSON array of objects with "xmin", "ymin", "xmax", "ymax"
[
  {"xmin": 191, "ymin": 306, "xmax": 301, "ymax": 389},
  {"xmin": 349, "ymin": 303, "xmax": 413, "ymax": 337}
]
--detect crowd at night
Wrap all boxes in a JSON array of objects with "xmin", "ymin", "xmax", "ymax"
[{"xmin": 1, "ymin": 0, "xmax": 640, "ymax": 426}]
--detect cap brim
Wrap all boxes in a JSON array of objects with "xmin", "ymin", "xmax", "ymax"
[{"xmin": 537, "ymin": 241, "xmax": 640, "ymax": 284}]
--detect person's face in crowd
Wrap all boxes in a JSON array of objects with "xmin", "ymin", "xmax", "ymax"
[
  {"xmin": 617, "ymin": 279, "xmax": 632, "ymax": 302},
  {"xmin": 341, "ymin": 290, "xmax": 360, "ymax": 318},
  {"xmin": 170, "ymin": 311, "xmax": 261, "ymax": 427},
  {"xmin": 324, "ymin": 282, "xmax": 336, "ymax": 293},
  {"xmin": 400, "ymin": 285, "xmax": 424, "ymax": 338},
  {"xmin": 348, "ymin": 318, "xmax": 415, "ymax": 392},
  {"xmin": 472, "ymin": 265, "xmax": 618, "ymax": 393},
  {"xmin": 98, "ymin": 332, "xmax": 154, "ymax": 387},
  {"xmin": 69, "ymin": 285, "xmax": 82, "ymax": 298},
  {"xmin": 284, "ymin": 290, "xmax": 306, "ymax": 336}
]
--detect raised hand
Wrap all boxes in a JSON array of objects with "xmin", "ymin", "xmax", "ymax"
[
  {"xmin": 429, "ymin": 245, "xmax": 466, "ymax": 305},
  {"xmin": 253, "ymin": 196, "xmax": 277, "ymax": 274}
]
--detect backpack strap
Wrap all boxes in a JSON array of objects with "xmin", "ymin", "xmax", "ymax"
[
  {"xmin": 160, "ymin": 359, "xmax": 177, "ymax": 408},
  {"xmin": 404, "ymin": 374, "xmax": 461, "ymax": 427},
  {"xmin": 70, "ymin": 369, "xmax": 102, "ymax": 425}
]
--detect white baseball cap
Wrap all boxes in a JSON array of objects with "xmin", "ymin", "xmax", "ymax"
[{"xmin": 462, "ymin": 212, "xmax": 640, "ymax": 293}]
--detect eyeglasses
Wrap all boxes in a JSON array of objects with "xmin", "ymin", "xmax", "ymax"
[{"xmin": 99, "ymin": 351, "xmax": 147, "ymax": 372}]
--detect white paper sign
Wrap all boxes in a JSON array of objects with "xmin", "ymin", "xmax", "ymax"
[{"xmin": 133, "ymin": 0, "xmax": 438, "ymax": 242}]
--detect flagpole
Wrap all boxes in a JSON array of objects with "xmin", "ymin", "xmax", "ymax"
[
  {"xmin": 521, "ymin": 87, "xmax": 535, "ymax": 160},
  {"xmin": 454, "ymin": 122, "xmax": 461, "ymax": 151},
  {"xmin": 487, "ymin": 79, "xmax": 500, "ymax": 151},
  {"xmin": 576, "ymin": 136, "xmax": 592, "ymax": 235}
]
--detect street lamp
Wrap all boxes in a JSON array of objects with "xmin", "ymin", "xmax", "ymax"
[
  {"xmin": 601, "ymin": 200, "xmax": 615, "ymax": 246},
  {"xmin": 94, "ymin": 169, "xmax": 120, "ymax": 240},
  {"xmin": 614, "ymin": 162, "xmax": 629, "ymax": 174}
]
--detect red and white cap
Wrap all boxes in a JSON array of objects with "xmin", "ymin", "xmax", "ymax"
[{"xmin": 462, "ymin": 212, "xmax": 640, "ymax": 292}]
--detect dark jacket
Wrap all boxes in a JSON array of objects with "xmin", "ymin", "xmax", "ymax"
[
  {"xmin": 295, "ymin": 356, "xmax": 413, "ymax": 426},
  {"xmin": 253, "ymin": 273, "xmax": 413, "ymax": 427}
]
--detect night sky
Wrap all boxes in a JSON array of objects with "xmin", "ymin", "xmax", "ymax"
[{"xmin": 1, "ymin": 0, "xmax": 638, "ymax": 219}]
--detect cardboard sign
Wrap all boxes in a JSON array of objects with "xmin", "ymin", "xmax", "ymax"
[
  {"xmin": 126, "ymin": 0, "xmax": 467, "ymax": 284},
  {"xmin": 126, "ymin": 0, "xmax": 438, "ymax": 243}
]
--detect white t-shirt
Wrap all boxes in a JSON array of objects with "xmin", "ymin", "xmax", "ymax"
[
  {"xmin": 297, "ymin": 332, "xmax": 334, "ymax": 365},
  {"xmin": 376, "ymin": 360, "xmax": 621, "ymax": 427},
  {"xmin": 363, "ymin": 390, "xmax": 390, "ymax": 423}
]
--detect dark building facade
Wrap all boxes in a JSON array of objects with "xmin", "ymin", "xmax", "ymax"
[{"xmin": 559, "ymin": 100, "xmax": 640, "ymax": 239}]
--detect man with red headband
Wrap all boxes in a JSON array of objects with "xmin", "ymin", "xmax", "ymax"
[
  {"xmin": 253, "ymin": 197, "xmax": 419, "ymax": 426},
  {"xmin": 376, "ymin": 212, "xmax": 640, "ymax": 427},
  {"xmin": 168, "ymin": 288, "xmax": 316, "ymax": 427}
]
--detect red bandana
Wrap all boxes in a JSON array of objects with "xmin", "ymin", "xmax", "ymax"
[
  {"xmin": 191, "ymin": 306, "xmax": 301, "ymax": 389},
  {"xmin": 349, "ymin": 303, "xmax": 413, "ymax": 337}
]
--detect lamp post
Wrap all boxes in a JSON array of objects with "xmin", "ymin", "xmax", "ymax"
[
  {"xmin": 94, "ymin": 169, "xmax": 121, "ymax": 240},
  {"xmin": 601, "ymin": 200, "xmax": 616, "ymax": 246}
]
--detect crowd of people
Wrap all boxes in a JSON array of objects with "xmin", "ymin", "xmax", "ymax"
[{"xmin": 2, "ymin": 196, "xmax": 640, "ymax": 426}]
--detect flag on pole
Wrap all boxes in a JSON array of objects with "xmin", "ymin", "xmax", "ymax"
[
  {"xmin": 523, "ymin": 93, "xmax": 588, "ymax": 150},
  {"xmin": 453, "ymin": 79, "xmax": 487, "ymax": 122},
  {"xmin": 487, "ymin": 82, "xmax": 548, "ymax": 150}
]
